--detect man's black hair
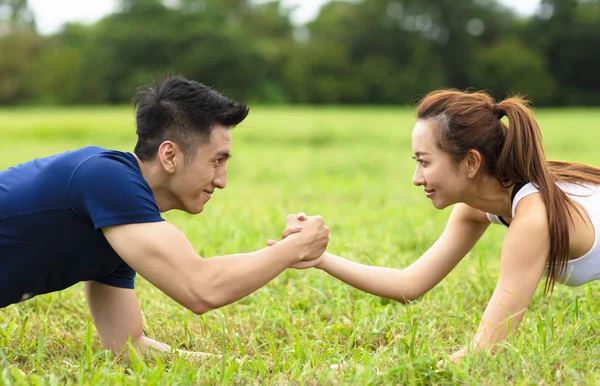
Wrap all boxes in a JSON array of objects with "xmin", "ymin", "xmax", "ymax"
[{"xmin": 133, "ymin": 76, "xmax": 249, "ymax": 162}]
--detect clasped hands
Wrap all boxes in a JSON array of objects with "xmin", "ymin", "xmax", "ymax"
[{"xmin": 267, "ymin": 212, "xmax": 329, "ymax": 269}]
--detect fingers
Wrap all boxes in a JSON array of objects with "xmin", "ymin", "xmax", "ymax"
[
  {"xmin": 283, "ymin": 213, "xmax": 329, "ymax": 260},
  {"xmin": 281, "ymin": 225, "xmax": 302, "ymax": 239},
  {"xmin": 286, "ymin": 212, "xmax": 309, "ymax": 222},
  {"xmin": 267, "ymin": 224, "xmax": 303, "ymax": 247}
]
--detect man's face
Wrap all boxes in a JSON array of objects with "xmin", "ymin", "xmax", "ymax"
[{"xmin": 170, "ymin": 125, "xmax": 231, "ymax": 214}]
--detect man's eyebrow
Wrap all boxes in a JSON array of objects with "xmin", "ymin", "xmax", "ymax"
[{"xmin": 215, "ymin": 151, "xmax": 232, "ymax": 159}]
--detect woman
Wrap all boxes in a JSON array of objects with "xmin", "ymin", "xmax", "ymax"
[{"xmin": 277, "ymin": 89, "xmax": 600, "ymax": 362}]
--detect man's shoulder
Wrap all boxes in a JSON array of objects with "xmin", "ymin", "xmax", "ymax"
[
  {"xmin": 69, "ymin": 147, "xmax": 146, "ymax": 192},
  {"xmin": 72, "ymin": 147, "xmax": 136, "ymax": 172},
  {"xmin": 68, "ymin": 148, "xmax": 161, "ymax": 229},
  {"xmin": 66, "ymin": 147, "xmax": 144, "ymax": 186}
]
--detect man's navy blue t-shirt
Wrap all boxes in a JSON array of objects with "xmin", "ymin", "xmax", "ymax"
[{"xmin": 0, "ymin": 146, "xmax": 164, "ymax": 308}]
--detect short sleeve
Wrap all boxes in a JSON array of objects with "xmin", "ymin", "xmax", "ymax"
[
  {"xmin": 95, "ymin": 260, "xmax": 137, "ymax": 289},
  {"xmin": 68, "ymin": 153, "xmax": 164, "ymax": 229}
]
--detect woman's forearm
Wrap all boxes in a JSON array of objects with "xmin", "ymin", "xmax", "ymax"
[{"xmin": 318, "ymin": 252, "xmax": 421, "ymax": 302}]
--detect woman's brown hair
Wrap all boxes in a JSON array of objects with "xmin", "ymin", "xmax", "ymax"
[{"xmin": 416, "ymin": 89, "xmax": 600, "ymax": 294}]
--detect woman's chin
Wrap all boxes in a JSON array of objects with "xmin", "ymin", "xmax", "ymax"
[{"xmin": 430, "ymin": 199, "xmax": 450, "ymax": 210}]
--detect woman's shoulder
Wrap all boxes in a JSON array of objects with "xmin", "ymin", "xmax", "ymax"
[
  {"xmin": 512, "ymin": 186, "xmax": 547, "ymax": 222},
  {"xmin": 511, "ymin": 183, "xmax": 543, "ymax": 218}
]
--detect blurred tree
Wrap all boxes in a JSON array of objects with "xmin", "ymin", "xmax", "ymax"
[
  {"xmin": 0, "ymin": 31, "xmax": 40, "ymax": 104},
  {"xmin": 525, "ymin": 0, "xmax": 600, "ymax": 104},
  {"xmin": 290, "ymin": 0, "xmax": 515, "ymax": 104},
  {"xmin": 75, "ymin": 0, "xmax": 292, "ymax": 103},
  {"xmin": 468, "ymin": 37, "xmax": 557, "ymax": 104},
  {"xmin": 0, "ymin": 0, "xmax": 598, "ymax": 106},
  {"xmin": 23, "ymin": 24, "xmax": 90, "ymax": 104},
  {"xmin": 0, "ymin": 0, "xmax": 36, "ymax": 33},
  {"xmin": 0, "ymin": 0, "xmax": 38, "ymax": 104}
]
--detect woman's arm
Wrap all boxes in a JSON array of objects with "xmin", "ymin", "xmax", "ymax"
[
  {"xmin": 450, "ymin": 193, "xmax": 548, "ymax": 362},
  {"xmin": 315, "ymin": 203, "xmax": 490, "ymax": 302}
]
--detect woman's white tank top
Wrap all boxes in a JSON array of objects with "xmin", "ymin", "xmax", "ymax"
[{"xmin": 486, "ymin": 182, "xmax": 600, "ymax": 286}]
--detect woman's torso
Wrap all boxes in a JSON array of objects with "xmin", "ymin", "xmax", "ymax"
[{"xmin": 487, "ymin": 181, "xmax": 600, "ymax": 286}]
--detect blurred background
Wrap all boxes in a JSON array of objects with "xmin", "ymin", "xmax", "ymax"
[{"xmin": 0, "ymin": 0, "xmax": 598, "ymax": 107}]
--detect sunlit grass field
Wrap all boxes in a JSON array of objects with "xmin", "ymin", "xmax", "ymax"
[{"xmin": 1, "ymin": 106, "xmax": 600, "ymax": 385}]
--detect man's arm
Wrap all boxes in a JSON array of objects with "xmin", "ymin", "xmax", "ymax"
[
  {"xmin": 85, "ymin": 281, "xmax": 218, "ymax": 358},
  {"xmin": 102, "ymin": 216, "xmax": 328, "ymax": 314}
]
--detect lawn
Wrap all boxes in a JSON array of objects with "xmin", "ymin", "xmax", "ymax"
[{"xmin": 1, "ymin": 106, "xmax": 600, "ymax": 385}]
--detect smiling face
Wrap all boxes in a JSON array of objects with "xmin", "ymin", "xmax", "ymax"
[
  {"xmin": 411, "ymin": 119, "xmax": 470, "ymax": 209},
  {"xmin": 167, "ymin": 125, "xmax": 231, "ymax": 214}
]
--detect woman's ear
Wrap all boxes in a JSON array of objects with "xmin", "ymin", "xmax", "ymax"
[{"xmin": 463, "ymin": 149, "xmax": 483, "ymax": 178}]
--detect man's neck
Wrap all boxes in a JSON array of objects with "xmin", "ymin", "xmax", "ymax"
[{"xmin": 133, "ymin": 153, "xmax": 176, "ymax": 213}]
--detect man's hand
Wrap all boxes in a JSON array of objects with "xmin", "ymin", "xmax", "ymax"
[
  {"xmin": 436, "ymin": 347, "xmax": 467, "ymax": 367},
  {"xmin": 285, "ymin": 211, "xmax": 309, "ymax": 228},
  {"xmin": 267, "ymin": 212, "xmax": 328, "ymax": 261},
  {"xmin": 266, "ymin": 212, "xmax": 328, "ymax": 269},
  {"xmin": 449, "ymin": 347, "xmax": 467, "ymax": 363},
  {"xmin": 266, "ymin": 212, "xmax": 309, "ymax": 246},
  {"xmin": 288, "ymin": 213, "xmax": 329, "ymax": 260},
  {"xmin": 85, "ymin": 281, "xmax": 225, "ymax": 360}
]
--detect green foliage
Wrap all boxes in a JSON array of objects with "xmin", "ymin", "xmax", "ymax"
[
  {"xmin": 1, "ymin": 0, "xmax": 600, "ymax": 105},
  {"xmin": 469, "ymin": 37, "xmax": 557, "ymax": 104},
  {"xmin": 1, "ymin": 105, "xmax": 600, "ymax": 384}
]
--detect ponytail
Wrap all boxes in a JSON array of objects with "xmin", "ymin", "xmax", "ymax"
[{"xmin": 496, "ymin": 98, "xmax": 574, "ymax": 294}]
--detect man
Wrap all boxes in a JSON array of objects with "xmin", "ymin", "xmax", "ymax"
[{"xmin": 0, "ymin": 76, "xmax": 329, "ymax": 357}]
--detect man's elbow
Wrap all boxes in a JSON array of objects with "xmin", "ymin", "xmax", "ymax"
[
  {"xmin": 188, "ymin": 300, "xmax": 212, "ymax": 315},
  {"xmin": 186, "ymin": 290, "xmax": 221, "ymax": 315}
]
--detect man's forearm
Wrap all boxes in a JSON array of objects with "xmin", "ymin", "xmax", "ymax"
[{"xmin": 187, "ymin": 236, "xmax": 304, "ymax": 313}]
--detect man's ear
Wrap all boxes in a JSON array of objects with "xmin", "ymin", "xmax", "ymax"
[
  {"xmin": 157, "ymin": 141, "xmax": 180, "ymax": 173},
  {"xmin": 463, "ymin": 149, "xmax": 482, "ymax": 178}
]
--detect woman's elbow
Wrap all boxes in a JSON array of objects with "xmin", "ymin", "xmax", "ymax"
[{"xmin": 391, "ymin": 292, "xmax": 419, "ymax": 304}]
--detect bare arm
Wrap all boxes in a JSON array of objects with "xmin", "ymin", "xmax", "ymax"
[
  {"xmin": 85, "ymin": 281, "xmax": 219, "ymax": 359},
  {"xmin": 102, "ymin": 216, "xmax": 328, "ymax": 315},
  {"xmin": 85, "ymin": 281, "xmax": 145, "ymax": 352},
  {"xmin": 315, "ymin": 203, "xmax": 490, "ymax": 302},
  {"xmin": 451, "ymin": 194, "xmax": 548, "ymax": 361}
]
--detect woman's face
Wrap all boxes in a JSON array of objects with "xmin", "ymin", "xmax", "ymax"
[{"xmin": 411, "ymin": 119, "xmax": 470, "ymax": 209}]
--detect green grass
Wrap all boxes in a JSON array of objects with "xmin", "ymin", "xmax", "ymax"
[{"xmin": 1, "ymin": 106, "xmax": 600, "ymax": 385}]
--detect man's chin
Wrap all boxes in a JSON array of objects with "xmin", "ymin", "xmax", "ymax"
[{"xmin": 185, "ymin": 204, "xmax": 205, "ymax": 215}]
